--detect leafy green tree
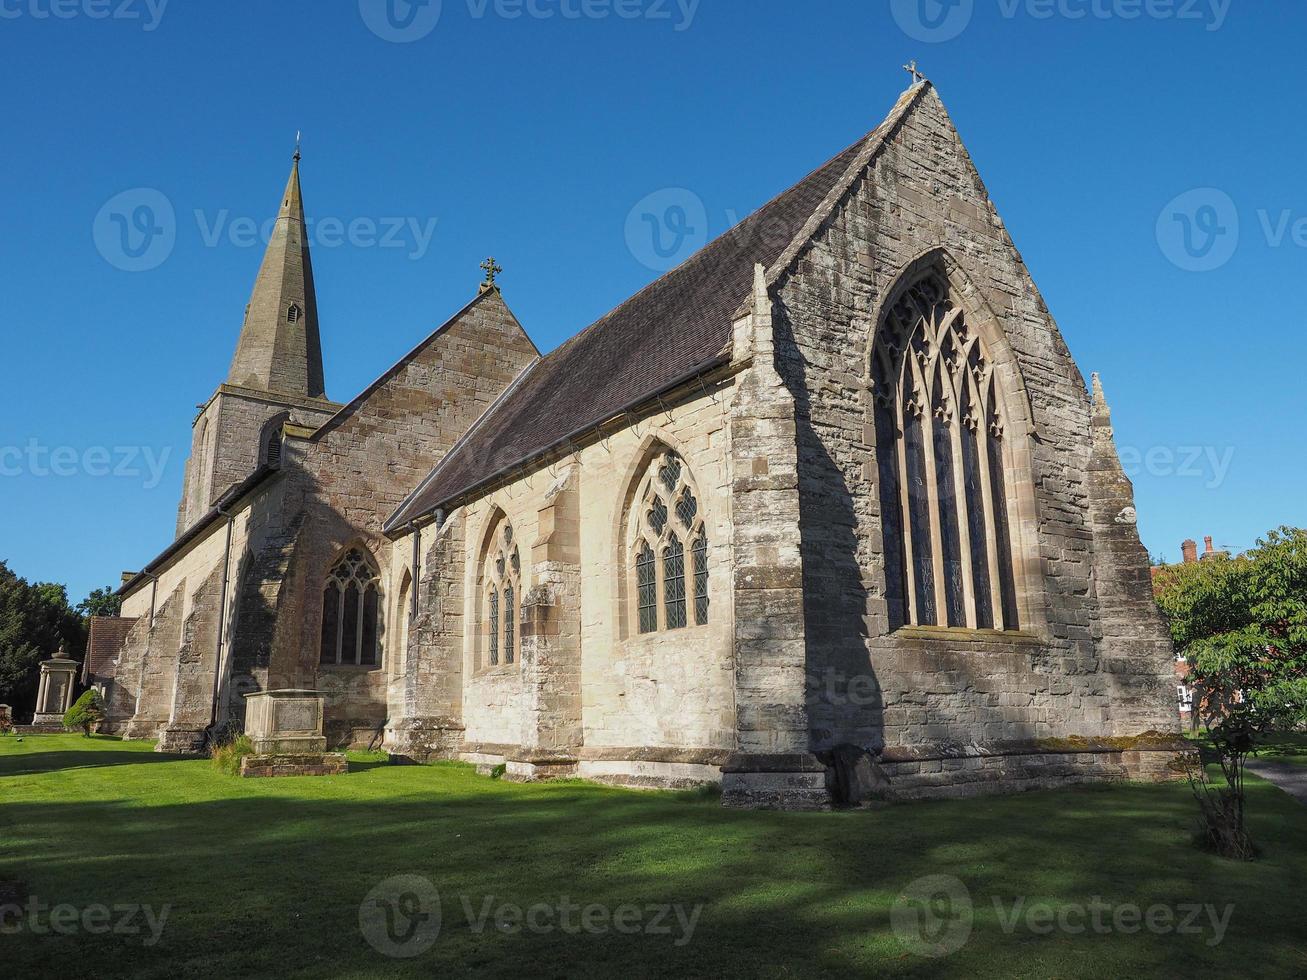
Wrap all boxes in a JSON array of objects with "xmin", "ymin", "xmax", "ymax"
[
  {"xmin": 76, "ymin": 587, "xmax": 123, "ymax": 619},
  {"xmin": 63, "ymin": 689, "xmax": 104, "ymax": 736},
  {"xmin": 1155, "ymin": 527, "xmax": 1307, "ymax": 858},
  {"xmin": 0, "ymin": 561, "xmax": 83, "ymax": 714}
]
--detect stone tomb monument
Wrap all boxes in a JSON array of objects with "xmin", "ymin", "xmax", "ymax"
[
  {"xmin": 240, "ymin": 689, "xmax": 346, "ymax": 777},
  {"xmin": 30, "ymin": 644, "xmax": 80, "ymax": 730}
]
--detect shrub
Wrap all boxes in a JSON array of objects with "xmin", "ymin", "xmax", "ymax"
[
  {"xmin": 62, "ymin": 690, "xmax": 104, "ymax": 736},
  {"xmin": 489, "ymin": 763, "xmax": 507, "ymax": 780},
  {"xmin": 211, "ymin": 734, "xmax": 255, "ymax": 776}
]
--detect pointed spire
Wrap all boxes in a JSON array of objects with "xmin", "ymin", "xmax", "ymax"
[{"xmin": 225, "ymin": 148, "xmax": 326, "ymax": 398}]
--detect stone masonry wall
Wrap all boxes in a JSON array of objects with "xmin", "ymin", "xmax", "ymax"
[{"xmin": 773, "ymin": 84, "xmax": 1179, "ymax": 773}]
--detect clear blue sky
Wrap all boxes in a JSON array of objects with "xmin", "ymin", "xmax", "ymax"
[{"xmin": 1, "ymin": 0, "xmax": 1301, "ymax": 602}]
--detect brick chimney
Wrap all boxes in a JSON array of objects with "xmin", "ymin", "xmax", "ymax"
[
  {"xmin": 1204, "ymin": 536, "xmax": 1215, "ymax": 556},
  {"xmin": 1181, "ymin": 539, "xmax": 1198, "ymax": 564}
]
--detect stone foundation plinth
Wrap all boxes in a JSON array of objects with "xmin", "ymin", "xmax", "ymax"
[
  {"xmin": 384, "ymin": 716, "xmax": 465, "ymax": 763},
  {"xmin": 720, "ymin": 753, "xmax": 831, "ymax": 809},
  {"xmin": 240, "ymin": 753, "xmax": 348, "ymax": 777},
  {"xmin": 156, "ymin": 726, "xmax": 209, "ymax": 754},
  {"xmin": 504, "ymin": 751, "xmax": 578, "ymax": 782},
  {"xmin": 873, "ymin": 734, "xmax": 1193, "ymax": 801}
]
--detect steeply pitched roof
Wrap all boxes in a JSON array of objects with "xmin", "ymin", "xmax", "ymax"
[{"xmin": 386, "ymin": 83, "xmax": 928, "ymax": 531}]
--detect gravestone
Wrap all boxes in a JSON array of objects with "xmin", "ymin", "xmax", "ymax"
[
  {"xmin": 240, "ymin": 690, "xmax": 345, "ymax": 777},
  {"xmin": 30, "ymin": 644, "xmax": 80, "ymax": 730}
]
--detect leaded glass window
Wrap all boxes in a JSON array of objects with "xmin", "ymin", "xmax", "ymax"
[
  {"xmin": 872, "ymin": 269, "xmax": 1020, "ymax": 631},
  {"xmin": 320, "ymin": 548, "xmax": 383, "ymax": 666},
  {"xmin": 628, "ymin": 451, "xmax": 709, "ymax": 633},
  {"xmin": 481, "ymin": 516, "xmax": 522, "ymax": 668}
]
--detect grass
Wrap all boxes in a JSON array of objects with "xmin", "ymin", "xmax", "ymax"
[{"xmin": 2, "ymin": 735, "xmax": 1306, "ymax": 978}]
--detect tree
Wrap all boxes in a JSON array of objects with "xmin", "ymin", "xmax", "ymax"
[
  {"xmin": 0, "ymin": 562, "xmax": 83, "ymax": 714},
  {"xmin": 63, "ymin": 689, "xmax": 104, "ymax": 736},
  {"xmin": 1154, "ymin": 527, "xmax": 1307, "ymax": 858},
  {"xmin": 76, "ymin": 587, "xmax": 123, "ymax": 619}
]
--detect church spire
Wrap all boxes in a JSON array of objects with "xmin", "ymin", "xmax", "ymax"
[{"xmin": 225, "ymin": 145, "xmax": 326, "ymax": 398}]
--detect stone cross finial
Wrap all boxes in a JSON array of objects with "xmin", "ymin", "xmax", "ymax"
[
  {"xmin": 480, "ymin": 256, "xmax": 503, "ymax": 291},
  {"xmin": 903, "ymin": 60, "xmax": 925, "ymax": 85}
]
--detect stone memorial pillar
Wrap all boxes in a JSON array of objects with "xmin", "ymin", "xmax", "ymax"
[{"xmin": 31, "ymin": 644, "xmax": 80, "ymax": 729}]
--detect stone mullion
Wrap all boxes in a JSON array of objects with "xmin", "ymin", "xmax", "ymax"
[
  {"xmin": 913, "ymin": 353, "xmax": 948, "ymax": 623},
  {"xmin": 945, "ymin": 367, "xmax": 977, "ymax": 629},
  {"xmin": 974, "ymin": 371, "xmax": 1005, "ymax": 631},
  {"xmin": 893, "ymin": 376, "xmax": 918, "ymax": 626}
]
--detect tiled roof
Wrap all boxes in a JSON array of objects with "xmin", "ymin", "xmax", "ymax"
[{"xmin": 387, "ymin": 85, "xmax": 924, "ymax": 530}]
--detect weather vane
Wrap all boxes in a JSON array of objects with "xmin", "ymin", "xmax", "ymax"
[{"xmin": 293, "ymin": 130, "xmax": 302, "ymax": 163}]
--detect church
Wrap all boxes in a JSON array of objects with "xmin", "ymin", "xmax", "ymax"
[{"xmin": 94, "ymin": 79, "xmax": 1184, "ymax": 807}]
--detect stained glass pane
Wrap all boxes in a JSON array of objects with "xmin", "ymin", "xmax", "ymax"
[
  {"xmin": 342, "ymin": 584, "xmax": 361, "ymax": 665},
  {"xmin": 663, "ymin": 535, "xmax": 686, "ymax": 629},
  {"xmin": 488, "ymin": 589, "xmax": 499, "ymax": 666},
  {"xmin": 659, "ymin": 454, "xmax": 681, "ymax": 493},
  {"xmin": 676, "ymin": 488, "xmax": 698, "ymax": 528},
  {"xmin": 648, "ymin": 497, "xmax": 668, "ymax": 536},
  {"xmin": 319, "ymin": 586, "xmax": 339, "ymax": 664},
  {"xmin": 934, "ymin": 404, "xmax": 965, "ymax": 628},
  {"xmin": 504, "ymin": 585, "xmax": 515, "ymax": 665},
  {"xmin": 360, "ymin": 585, "xmax": 379, "ymax": 666},
  {"xmin": 692, "ymin": 531, "xmax": 709, "ymax": 625},
  {"xmin": 637, "ymin": 543, "xmax": 657, "ymax": 634}
]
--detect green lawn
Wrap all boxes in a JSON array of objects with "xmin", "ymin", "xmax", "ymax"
[{"xmin": 2, "ymin": 736, "xmax": 1306, "ymax": 978}]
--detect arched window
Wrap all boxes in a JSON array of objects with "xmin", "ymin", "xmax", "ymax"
[
  {"xmin": 320, "ymin": 548, "xmax": 382, "ymax": 666},
  {"xmin": 872, "ymin": 270, "xmax": 1019, "ymax": 631},
  {"xmin": 287, "ymin": 304, "xmax": 301, "ymax": 324},
  {"xmin": 480, "ymin": 516, "xmax": 521, "ymax": 667},
  {"xmin": 629, "ymin": 450, "xmax": 709, "ymax": 633}
]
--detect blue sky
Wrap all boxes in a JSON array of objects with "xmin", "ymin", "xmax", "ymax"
[{"xmin": 1, "ymin": 0, "xmax": 1301, "ymax": 602}]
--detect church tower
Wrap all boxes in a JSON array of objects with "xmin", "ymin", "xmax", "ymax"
[{"xmin": 176, "ymin": 148, "xmax": 341, "ymax": 535}]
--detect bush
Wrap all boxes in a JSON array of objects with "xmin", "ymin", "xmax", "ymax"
[
  {"xmin": 490, "ymin": 763, "xmax": 507, "ymax": 780},
  {"xmin": 62, "ymin": 689, "xmax": 104, "ymax": 736},
  {"xmin": 211, "ymin": 735, "xmax": 255, "ymax": 776}
]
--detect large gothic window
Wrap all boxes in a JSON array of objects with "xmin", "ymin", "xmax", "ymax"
[
  {"xmin": 629, "ymin": 451, "xmax": 709, "ymax": 634},
  {"xmin": 320, "ymin": 548, "xmax": 382, "ymax": 666},
  {"xmin": 872, "ymin": 271, "xmax": 1020, "ymax": 631},
  {"xmin": 481, "ymin": 516, "xmax": 521, "ymax": 667}
]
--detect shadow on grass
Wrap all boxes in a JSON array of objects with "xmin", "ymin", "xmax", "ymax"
[
  {"xmin": 2, "ymin": 761, "xmax": 1306, "ymax": 979},
  {"xmin": 0, "ymin": 750, "xmax": 188, "ymax": 778}
]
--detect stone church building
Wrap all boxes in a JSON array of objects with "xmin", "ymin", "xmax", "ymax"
[{"xmin": 98, "ymin": 81, "xmax": 1183, "ymax": 806}]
